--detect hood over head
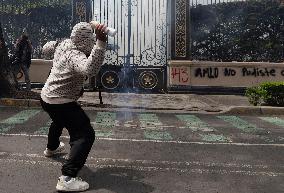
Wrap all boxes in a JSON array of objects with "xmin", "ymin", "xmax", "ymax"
[{"xmin": 70, "ymin": 22, "xmax": 96, "ymax": 55}]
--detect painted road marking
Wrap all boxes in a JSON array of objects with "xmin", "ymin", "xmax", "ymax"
[
  {"xmin": 0, "ymin": 158, "xmax": 282, "ymax": 177},
  {"xmin": 0, "ymin": 151, "xmax": 277, "ymax": 170},
  {"xmin": 1, "ymin": 133, "xmax": 284, "ymax": 147},
  {"xmin": 138, "ymin": 113, "xmax": 173, "ymax": 140},
  {"xmin": 122, "ymin": 111, "xmax": 138, "ymax": 128},
  {"xmin": 138, "ymin": 113, "xmax": 163, "ymax": 130},
  {"xmin": 94, "ymin": 130, "xmax": 113, "ymax": 138},
  {"xmin": 0, "ymin": 152, "xmax": 284, "ymax": 177},
  {"xmin": 257, "ymin": 117, "xmax": 284, "ymax": 142},
  {"xmin": 260, "ymin": 117, "xmax": 284, "ymax": 128},
  {"xmin": 34, "ymin": 121, "xmax": 114, "ymax": 138},
  {"xmin": 0, "ymin": 111, "xmax": 280, "ymax": 143},
  {"xmin": 217, "ymin": 116, "xmax": 265, "ymax": 133},
  {"xmin": 176, "ymin": 115, "xmax": 214, "ymax": 132},
  {"xmin": 0, "ymin": 109, "xmax": 41, "ymax": 133},
  {"xmin": 35, "ymin": 120, "xmax": 52, "ymax": 135},
  {"xmin": 199, "ymin": 134, "xmax": 232, "ymax": 143},
  {"xmin": 91, "ymin": 112, "xmax": 116, "ymax": 138},
  {"xmin": 144, "ymin": 130, "xmax": 173, "ymax": 140},
  {"xmin": 0, "ymin": 125, "xmax": 13, "ymax": 133},
  {"xmin": 0, "ymin": 110, "xmax": 41, "ymax": 124},
  {"xmin": 176, "ymin": 115, "xmax": 231, "ymax": 142},
  {"xmin": 92, "ymin": 112, "xmax": 117, "ymax": 128}
]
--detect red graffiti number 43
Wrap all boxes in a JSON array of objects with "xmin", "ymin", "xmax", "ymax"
[{"xmin": 171, "ymin": 67, "xmax": 189, "ymax": 83}]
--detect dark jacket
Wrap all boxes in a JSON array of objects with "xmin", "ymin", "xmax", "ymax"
[{"xmin": 15, "ymin": 39, "xmax": 32, "ymax": 67}]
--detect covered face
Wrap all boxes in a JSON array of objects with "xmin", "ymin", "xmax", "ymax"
[{"xmin": 70, "ymin": 22, "xmax": 96, "ymax": 56}]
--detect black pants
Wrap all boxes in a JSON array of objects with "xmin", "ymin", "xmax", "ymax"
[{"xmin": 40, "ymin": 99, "xmax": 95, "ymax": 177}]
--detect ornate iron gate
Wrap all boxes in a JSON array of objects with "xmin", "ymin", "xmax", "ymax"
[{"xmin": 92, "ymin": 0, "xmax": 168, "ymax": 92}]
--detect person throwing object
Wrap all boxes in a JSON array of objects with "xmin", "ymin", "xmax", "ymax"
[{"xmin": 40, "ymin": 21, "xmax": 107, "ymax": 192}]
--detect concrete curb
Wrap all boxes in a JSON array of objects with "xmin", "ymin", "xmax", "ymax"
[
  {"xmin": 0, "ymin": 98, "xmax": 40, "ymax": 108},
  {"xmin": 222, "ymin": 106, "xmax": 284, "ymax": 115}
]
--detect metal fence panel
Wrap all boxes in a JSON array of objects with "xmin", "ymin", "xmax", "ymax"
[{"xmin": 93, "ymin": 0, "xmax": 168, "ymax": 67}]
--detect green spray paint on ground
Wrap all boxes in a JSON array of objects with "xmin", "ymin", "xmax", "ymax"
[
  {"xmin": 0, "ymin": 110, "xmax": 41, "ymax": 124},
  {"xmin": 278, "ymin": 137, "xmax": 284, "ymax": 141},
  {"xmin": 35, "ymin": 120, "xmax": 52, "ymax": 135},
  {"xmin": 0, "ymin": 125, "xmax": 13, "ymax": 133},
  {"xmin": 95, "ymin": 130, "xmax": 113, "ymax": 138},
  {"xmin": 144, "ymin": 130, "xmax": 173, "ymax": 140},
  {"xmin": 93, "ymin": 112, "xmax": 116, "ymax": 128},
  {"xmin": 138, "ymin": 114, "xmax": 172, "ymax": 140},
  {"xmin": 200, "ymin": 134, "xmax": 232, "ymax": 142},
  {"xmin": 138, "ymin": 114, "xmax": 163, "ymax": 130},
  {"xmin": 257, "ymin": 117, "xmax": 284, "ymax": 143},
  {"xmin": 259, "ymin": 117, "xmax": 284, "ymax": 128},
  {"xmin": 218, "ymin": 116, "xmax": 264, "ymax": 133},
  {"xmin": 0, "ymin": 109, "xmax": 41, "ymax": 133},
  {"xmin": 176, "ymin": 115, "xmax": 231, "ymax": 142},
  {"xmin": 259, "ymin": 136, "xmax": 275, "ymax": 143},
  {"xmin": 176, "ymin": 115, "xmax": 214, "ymax": 132}
]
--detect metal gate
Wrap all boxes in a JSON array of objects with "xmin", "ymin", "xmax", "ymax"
[{"xmin": 92, "ymin": 0, "xmax": 168, "ymax": 92}]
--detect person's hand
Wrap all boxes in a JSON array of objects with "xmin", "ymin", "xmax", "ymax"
[
  {"xmin": 95, "ymin": 23, "xmax": 108, "ymax": 42},
  {"xmin": 90, "ymin": 21, "xmax": 98, "ymax": 29}
]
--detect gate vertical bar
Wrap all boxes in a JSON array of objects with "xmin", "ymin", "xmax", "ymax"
[
  {"xmin": 169, "ymin": 0, "xmax": 191, "ymax": 60},
  {"xmin": 125, "ymin": 0, "xmax": 133, "ymax": 89}
]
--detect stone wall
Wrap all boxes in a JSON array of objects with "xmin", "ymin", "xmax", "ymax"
[
  {"xmin": 19, "ymin": 60, "xmax": 284, "ymax": 93},
  {"xmin": 18, "ymin": 59, "xmax": 52, "ymax": 83},
  {"xmin": 168, "ymin": 61, "xmax": 284, "ymax": 89}
]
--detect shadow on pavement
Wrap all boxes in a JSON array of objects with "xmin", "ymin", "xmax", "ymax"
[
  {"xmin": 51, "ymin": 157, "xmax": 155, "ymax": 193},
  {"xmin": 80, "ymin": 166, "xmax": 155, "ymax": 193}
]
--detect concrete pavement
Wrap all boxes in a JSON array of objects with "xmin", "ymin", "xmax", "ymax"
[
  {"xmin": 0, "ymin": 107, "xmax": 284, "ymax": 193},
  {"xmin": 0, "ymin": 90, "xmax": 284, "ymax": 115},
  {"xmin": 1, "ymin": 135, "xmax": 283, "ymax": 193}
]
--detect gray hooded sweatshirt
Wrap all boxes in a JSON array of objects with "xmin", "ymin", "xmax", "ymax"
[{"xmin": 41, "ymin": 22, "xmax": 106, "ymax": 104}]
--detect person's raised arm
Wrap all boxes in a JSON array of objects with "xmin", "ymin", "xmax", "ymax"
[{"xmin": 71, "ymin": 23, "xmax": 108, "ymax": 76}]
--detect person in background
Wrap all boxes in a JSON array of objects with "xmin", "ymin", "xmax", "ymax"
[
  {"xmin": 40, "ymin": 21, "xmax": 107, "ymax": 192},
  {"xmin": 14, "ymin": 32, "xmax": 32, "ymax": 90}
]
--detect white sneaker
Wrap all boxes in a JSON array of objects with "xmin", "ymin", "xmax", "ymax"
[
  {"xmin": 44, "ymin": 142, "xmax": 65, "ymax": 157},
  {"xmin": 56, "ymin": 176, "xmax": 89, "ymax": 192}
]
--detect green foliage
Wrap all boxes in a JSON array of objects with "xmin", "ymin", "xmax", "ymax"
[
  {"xmin": 245, "ymin": 82, "xmax": 284, "ymax": 106},
  {"xmin": 0, "ymin": 22, "xmax": 17, "ymax": 97},
  {"xmin": 0, "ymin": 0, "xmax": 70, "ymax": 14},
  {"xmin": 259, "ymin": 82, "xmax": 284, "ymax": 106},
  {"xmin": 0, "ymin": 0, "xmax": 72, "ymax": 58},
  {"xmin": 191, "ymin": 0, "xmax": 284, "ymax": 62},
  {"xmin": 245, "ymin": 86, "xmax": 264, "ymax": 106}
]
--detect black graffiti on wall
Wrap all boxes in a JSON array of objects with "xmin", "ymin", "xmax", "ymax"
[
  {"xmin": 242, "ymin": 67, "xmax": 276, "ymax": 77},
  {"xmin": 224, "ymin": 68, "xmax": 236, "ymax": 76},
  {"xmin": 195, "ymin": 67, "xmax": 219, "ymax": 79},
  {"xmin": 194, "ymin": 67, "xmax": 282, "ymax": 78}
]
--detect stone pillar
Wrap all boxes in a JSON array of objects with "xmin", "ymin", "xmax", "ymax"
[
  {"xmin": 72, "ymin": 0, "xmax": 92, "ymax": 25},
  {"xmin": 169, "ymin": 0, "xmax": 191, "ymax": 60},
  {"xmin": 279, "ymin": 1, "xmax": 284, "ymax": 61}
]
